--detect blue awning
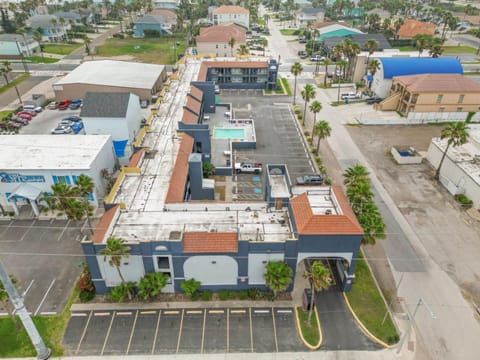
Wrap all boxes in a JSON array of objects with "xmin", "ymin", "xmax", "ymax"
[{"xmin": 113, "ymin": 140, "xmax": 128, "ymax": 157}]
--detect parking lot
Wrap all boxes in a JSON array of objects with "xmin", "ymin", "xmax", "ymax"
[
  {"xmin": 0, "ymin": 218, "xmax": 85, "ymax": 315},
  {"xmin": 17, "ymin": 107, "xmax": 83, "ymax": 135},
  {"xmin": 63, "ymin": 307, "xmax": 305, "ymax": 355}
]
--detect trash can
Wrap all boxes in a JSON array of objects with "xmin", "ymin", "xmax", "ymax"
[{"xmin": 303, "ymin": 288, "xmax": 313, "ymax": 311}]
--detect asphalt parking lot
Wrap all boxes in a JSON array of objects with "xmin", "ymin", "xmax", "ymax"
[
  {"xmin": 18, "ymin": 107, "xmax": 82, "ymax": 135},
  {"xmin": 63, "ymin": 307, "xmax": 305, "ymax": 355},
  {"xmin": 0, "ymin": 218, "xmax": 85, "ymax": 315}
]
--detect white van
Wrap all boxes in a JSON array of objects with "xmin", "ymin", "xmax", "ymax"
[{"xmin": 22, "ymin": 104, "xmax": 42, "ymax": 112}]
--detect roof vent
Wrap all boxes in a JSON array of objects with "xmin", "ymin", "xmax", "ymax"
[{"xmin": 325, "ymin": 209, "xmax": 332, "ymax": 215}]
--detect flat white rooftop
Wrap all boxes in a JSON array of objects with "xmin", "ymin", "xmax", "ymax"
[
  {"xmin": 54, "ymin": 60, "xmax": 165, "ymax": 89},
  {"xmin": 291, "ymin": 187, "xmax": 341, "ymax": 215},
  {"xmin": 0, "ymin": 135, "xmax": 111, "ymax": 170}
]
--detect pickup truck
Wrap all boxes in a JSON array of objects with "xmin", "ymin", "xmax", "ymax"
[
  {"xmin": 235, "ymin": 162, "xmax": 262, "ymax": 174},
  {"xmin": 341, "ymin": 92, "xmax": 361, "ymax": 100}
]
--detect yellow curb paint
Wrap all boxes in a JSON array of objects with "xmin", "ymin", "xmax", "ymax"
[
  {"xmin": 230, "ymin": 309, "xmax": 246, "ymax": 314},
  {"xmin": 186, "ymin": 310, "xmax": 203, "ymax": 315},
  {"xmin": 294, "ymin": 307, "xmax": 322, "ymax": 350},
  {"xmin": 163, "ymin": 310, "xmax": 180, "ymax": 315},
  {"xmin": 342, "ymin": 293, "xmax": 393, "ymax": 349},
  {"xmin": 208, "ymin": 310, "xmax": 225, "ymax": 314}
]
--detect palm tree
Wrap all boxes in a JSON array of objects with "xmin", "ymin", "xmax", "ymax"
[
  {"xmin": 263, "ymin": 13, "xmax": 270, "ymax": 26},
  {"xmin": 343, "ymin": 164, "xmax": 370, "ymax": 187},
  {"xmin": 365, "ymin": 39, "xmax": 379, "ymax": 64},
  {"xmin": 1, "ymin": 61, "xmax": 22, "ymax": 104},
  {"xmin": 394, "ymin": 18, "xmax": 404, "ymax": 39},
  {"xmin": 228, "ymin": 37, "xmax": 236, "ymax": 57},
  {"xmin": 290, "ymin": 62, "xmax": 303, "ymax": 105},
  {"xmin": 59, "ymin": 17, "xmax": 66, "ymax": 42},
  {"xmin": 313, "ymin": 120, "xmax": 331, "ymax": 153},
  {"xmin": 50, "ymin": 18, "xmax": 58, "ymax": 42},
  {"xmin": 413, "ymin": 34, "xmax": 429, "ymax": 57},
  {"xmin": 74, "ymin": 174, "xmax": 95, "ymax": 235},
  {"xmin": 435, "ymin": 122, "xmax": 469, "ymax": 180},
  {"xmin": 260, "ymin": 37, "xmax": 268, "ymax": 56},
  {"xmin": 367, "ymin": 59, "xmax": 380, "ymax": 88},
  {"xmin": 322, "ymin": 58, "xmax": 331, "ymax": 87},
  {"xmin": 32, "ymin": 31, "xmax": 44, "ymax": 62},
  {"xmin": 236, "ymin": 44, "xmax": 249, "ymax": 57},
  {"xmin": 309, "ymin": 100, "xmax": 322, "ymax": 134},
  {"xmin": 84, "ymin": 38, "xmax": 92, "ymax": 56},
  {"xmin": 301, "ymin": 83, "xmax": 315, "ymax": 126},
  {"xmin": 100, "ymin": 236, "xmax": 133, "ymax": 299},
  {"xmin": 264, "ymin": 261, "xmax": 293, "ymax": 299},
  {"xmin": 303, "ymin": 261, "xmax": 331, "ymax": 322}
]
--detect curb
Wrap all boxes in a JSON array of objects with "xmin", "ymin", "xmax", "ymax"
[
  {"xmin": 342, "ymin": 292, "xmax": 392, "ymax": 349},
  {"xmin": 294, "ymin": 306, "xmax": 322, "ymax": 350}
]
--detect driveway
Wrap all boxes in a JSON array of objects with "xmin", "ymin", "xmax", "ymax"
[
  {"xmin": 63, "ymin": 307, "xmax": 305, "ymax": 355},
  {"xmin": 0, "ymin": 218, "xmax": 85, "ymax": 315}
]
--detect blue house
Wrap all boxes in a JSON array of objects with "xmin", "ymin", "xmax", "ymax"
[{"xmin": 133, "ymin": 15, "xmax": 172, "ymax": 37}]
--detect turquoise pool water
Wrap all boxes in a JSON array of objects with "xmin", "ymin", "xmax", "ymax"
[{"xmin": 213, "ymin": 127, "xmax": 245, "ymax": 139}]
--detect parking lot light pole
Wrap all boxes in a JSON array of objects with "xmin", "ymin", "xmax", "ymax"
[
  {"xmin": 0, "ymin": 261, "xmax": 51, "ymax": 360},
  {"xmin": 396, "ymin": 298, "xmax": 436, "ymax": 354}
]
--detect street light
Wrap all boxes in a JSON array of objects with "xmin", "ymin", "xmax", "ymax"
[{"xmin": 396, "ymin": 298, "xmax": 436, "ymax": 354}]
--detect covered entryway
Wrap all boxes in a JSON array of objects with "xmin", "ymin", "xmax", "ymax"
[{"xmin": 7, "ymin": 183, "xmax": 42, "ymax": 217}]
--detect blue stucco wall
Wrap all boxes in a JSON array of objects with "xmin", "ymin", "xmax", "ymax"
[{"xmin": 191, "ymin": 81, "xmax": 216, "ymax": 113}]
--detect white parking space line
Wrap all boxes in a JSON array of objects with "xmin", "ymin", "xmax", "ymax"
[
  {"xmin": 276, "ymin": 309, "xmax": 293, "ymax": 313},
  {"xmin": 253, "ymin": 309, "xmax": 270, "ymax": 314},
  {"xmin": 271, "ymin": 307, "xmax": 278, "ymax": 352},
  {"xmin": 101, "ymin": 312, "xmax": 115, "ymax": 356},
  {"xmin": 126, "ymin": 310, "xmax": 138, "ymax": 355},
  {"xmin": 19, "ymin": 220, "xmax": 36, "ymax": 241},
  {"xmin": 71, "ymin": 312, "xmax": 88, "ymax": 317},
  {"xmin": 34, "ymin": 278, "xmax": 56, "ymax": 315},
  {"xmin": 201, "ymin": 308, "xmax": 206, "ymax": 353},
  {"xmin": 75, "ymin": 311, "xmax": 92, "ymax": 355},
  {"xmin": 226, "ymin": 308, "xmax": 230, "ymax": 353},
  {"xmin": 176, "ymin": 309, "xmax": 184, "ymax": 353},
  {"xmin": 151, "ymin": 311, "xmax": 161, "ymax": 355},
  {"xmin": 249, "ymin": 308, "xmax": 253, "ymax": 352},
  {"xmin": 57, "ymin": 220, "xmax": 71, "ymax": 241},
  {"xmin": 40, "ymin": 311, "xmax": 57, "ymax": 315},
  {"xmin": 21, "ymin": 279, "xmax": 35, "ymax": 297}
]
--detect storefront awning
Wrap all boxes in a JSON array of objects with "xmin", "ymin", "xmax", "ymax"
[{"xmin": 7, "ymin": 183, "xmax": 42, "ymax": 201}]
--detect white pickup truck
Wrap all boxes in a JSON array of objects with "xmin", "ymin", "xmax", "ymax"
[{"xmin": 235, "ymin": 162, "xmax": 263, "ymax": 174}]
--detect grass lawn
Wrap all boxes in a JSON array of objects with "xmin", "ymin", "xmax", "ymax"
[
  {"xmin": 281, "ymin": 78, "xmax": 292, "ymax": 95},
  {"xmin": 346, "ymin": 252, "xmax": 399, "ymax": 345},
  {"xmin": 96, "ymin": 37, "xmax": 186, "ymax": 64},
  {"xmin": 25, "ymin": 56, "xmax": 59, "ymax": 64},
  {"xmin": 442, "ymin": 45, "xmax": 478, "ymax": 54},
  {"xmin": 0, "ymin": 287, "xmax": 78, "ymax": 357},
  {"xmin": 42, "ymin": 44, "xmax": 82, "ymax": 55},
  {"xmin": 0, "ymin": 73, "xmax": 30, "ymax": 95},
  {"xmin": 296, "ymin": 307, "xmax": 320, "ymax": 347},
  {"xmin": 280, "ymin": 29, "xmax": 298, "ymax": 36},
  {"xmin": 396, "ymin": 45, "xmax": 416, "ymax": 51},
  {"xmin": 0, "ymin": 110, "xmax": 14, "ymax": 119}
]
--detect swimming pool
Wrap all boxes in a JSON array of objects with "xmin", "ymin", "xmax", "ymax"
[{"xmin": 213, "ymin": 127, "xmax": 245, "ymax": 139}]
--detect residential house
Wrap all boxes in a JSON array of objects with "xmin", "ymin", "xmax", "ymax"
[
  {"xmin": 294, "ymin": 0, "xmax": 313, "ymax": 8},
  {"xmin": 296, "ymin": 7, "xmax": 325, "ymax": 28},
  {"xmin": 53, "ymin": 11, "xmax": 93, "ymax": 26},
  {"xmin": 313, "ymin": 22, "xmax": 363, "ymax": 41},
  {"xmin": 379, "ymin": 73, "xmax": 480, "ymax": 115},
  {"xmin": 133, "ymin": 14, "xmax": 173, "ymax": 37},
  {"xmin": 195, "ymin": 25, "xmax": 246, "ymax": 57},
  {"xmin": 396, "ymin": 19, "xmax": 436, "ymax": 38},
  {"xmin": 25, "ymin": 15, "xmax": 67, "ymax": 42},
  {"xmin": 152, "ymin": 0, "xmax": 179, "ymax": 10},
  {"xmin": 427, "ymin": 126, "xmax": 480, "ymax": 209},
  {"xmin": 321, "ymin": 33, "xmax": 391, "ymax": 57},
  {"xmin": 211, "ymin": 5, "xmax": 250, "ymax": 29},
  {"xmin": 0, "ymin": 34, "xmax": 40, "ymax": 58},
  {"xmin": 80, "ymin": 92, "xmax": 143, "ymax": 166},
  {"xmin": 149, "ymin": 9, "xmax": 177, "ymax": 30},
  {"xmin": 370, "ymin": 57, "xmax": 463, "ymax": 98}
]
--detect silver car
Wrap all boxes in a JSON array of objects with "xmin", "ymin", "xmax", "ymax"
[{"xmin": 51, "ymin": 125, "xmax": 73, "ymax": 134}]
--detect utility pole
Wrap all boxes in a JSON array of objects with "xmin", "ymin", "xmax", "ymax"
[{"xmin": 0, "ymin": 261, "xmax": 51, "ymax": 360}]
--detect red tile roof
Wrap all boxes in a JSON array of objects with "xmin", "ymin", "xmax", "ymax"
[
  {"xmin": 128, "ymin": 148, "xmax": 145, "ymax": 167},
  {"xmin": 393, "ymin": 73, "xmax": 480, "ymax": 93},
  {"xmin": 397, "ymin": 19, "xmax": 436, "ymax": 38},
  {"xmin": 196, "ymin": 25, "xmax": 246, "ymax": 43},
  {"xmin": 189, "ymin": 85, "xmax": 203, "ymax": 102},
  {"xmin": 197, "ymin": 60, "xmax": 268, "ymax": 81},
  {"xmin": 165, "ymin": 134, "xmax": 194, "ymax": 203},
  {"xmin": 92, "ymin": 205, "xmax": 119, "ymax": 244},
  {"xmin": 212, "ymin": 5, "xmax": 249, "ymax": 15},
  {"xmin": 182, "ymin": 109, "xmax": 198, "ymax": 124},
  {"xmin": 183, "ymin": 232, "xmax": 238, "ymax": 253},
  {"xmin": 290, "ymin": 186, "xmax": 363, "ymax": 235},
  {"xmin": 185, "ymin": 96, "xmax": 201, "ymax": 115}
]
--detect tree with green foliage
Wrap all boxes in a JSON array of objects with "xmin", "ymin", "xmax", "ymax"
[
  {"xmin": 343, "ymin": 164, "xmax": 369, "ymax": 187},
  {"xmin": 303, "ymin": 261, "xmax": 331, "ymax": 322},
  {"xmin": 309, "ymin": 100, "xmax": 322, "ymax": 135},
  {"xmin": 290, "ymin": 62, "xmax": 303, "ymax": 105},
  {"xmin": 100, "ymin": 236, "xmax": 133, "ymax": 299},
  {"xmin": 181, "ymin": 278, "xmax": 201, "ymax": 298},
  {"xmin": 110, "ymin": 282, "xmax": 136, "ymax": 302},
  {"xmin": 435, "ymin": 122, "xmax": 469, "ymax": 180},
  {"xmin": 228, "ymin": 37, "xmax": 236, "ymax": 57},
  {"xmin": 0, "ymin": 275, "xmax": 19, "ymax": 329},
  {"xmin": 138, "ymin": 272, "xmax": 168, "ymax": 300},
  {"xmin": 301, "ymin": 83, "xmax": 315, "ymax": 126},
  {"xmin": 264, "ymin": 261, "xmax": 293, "ymax": 299},
  {"xmin": 74, "ymin": 174, "xmax": 95, "ymax": 234},
  {"xmin": 313, "ymin": 120, "xmax": 331, "ymax": 153},
  {"xmin": 322, "ymin": 58, "xmax": 331, "ymax": 87},
  {"xmin": 203, "ymin": 162, "xmax": 215, "ymax": 178},
  {"xmin": 365, "ymin": 39, "xmax": 378, "ymax": 64}
]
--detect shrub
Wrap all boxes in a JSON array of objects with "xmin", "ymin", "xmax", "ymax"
[
  {"xmin": 200, "ymin": 290, "xmax": 212, "ymax": 301},
  {"xmin": 79, "ymin": 289, "xmax": 95, "ymax": 302},
  {"xmin": 109, "ymin": 282, "xmax": 136, "ymax": 302},
  {"xmin": 137, "ymin": 272, "xmax": 168, "ymax": 301},
  {"xmin": 304, "ymin": 131, "xmax": 310, "ymax": 136},
  {"xmin": 455, "ymin": 194, "xmax": 473, "ymax": 208},
  {"xmin": 297, "ymin": 114, "xmax": 303, "ymax": 121},
  {"xmin": 218, "ymin": 290, "xmax": 230, "ymax": 300},
  {"xmin": 181, "ymin": 278, "xmax": 201, "ymax": 298},
  {"xmin": 238, "ymin": 290, "xmax": 249, "ymax": 300},
  {"xmin": 247, "ymin": 288, "xmax": 261, "ymax": 300},
  {"xmin": 311, "ymin": 149, "xmax": 318, "ymax": 155},
  {"xmin": 323, "ymin": 176, "xmax": 332, "ymax": 185}
]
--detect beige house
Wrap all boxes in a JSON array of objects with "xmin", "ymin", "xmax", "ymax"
[
  {"xmin": 378, "ymin": 73, "xmax": 480, "ymax": 115},
  {"xmin": 195, "ymin": 24, "xmax": 246, "ymax": 57},
  {"xmin": 52, "ymin": 60, "xmax": 167, "ymax": 101},
  {"xmin": 211, "ymin": 5, "xmax": 249, "ymax": 28}
]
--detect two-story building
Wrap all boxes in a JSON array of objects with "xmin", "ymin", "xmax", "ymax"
[
  {"xmin": 296, "ymin": 7, "xmax": 325, "ymax": 28},
  {"xmin": 0, "ymin": 34, "xmax": 40, "ymax": 58},
  {"xmin": 211, "ymin": 5, "xmax": 249, "ymax": 29},
  {"xmin": 195, "ymin": 24, "xmax": 246, "ymax": 57},
  {"xmin": 26, "ymin": 15, "xmax": 68, "ymax": 42}
]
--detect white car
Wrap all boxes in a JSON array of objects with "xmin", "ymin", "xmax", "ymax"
[
  {"xmin": 341, "ymin": 92, "xmax": 361, "ymax": 100},
  {"xmin": 51, "ymin": 125, "xmax": 73, "ymax": 134}
]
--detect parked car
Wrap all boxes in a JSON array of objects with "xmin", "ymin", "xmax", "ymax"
[
  {"xmin": 62, "ymin": 116, "xmax": 82, "ymax": 123},
  {"xmin": 71, "ymin": 98, "xmax": 82, "ymax": 104},
  {"xmin": 365, "ymin": 96, "xmax": 383, "ymax": 104},
  {"xmin": 296, "ymin": 174, "xmax": 324, "ymax": 185},
  {"xmin": 46, "ymin": 102, "xmax": 58, "ymax": 110},
  {"xmin": 341, "ymin": 92, "xmax": 361, "ymax": 100},
  {"xmin": 57, "ymin": 100, "xmax": 71, "ymax": 110},
  {"xmin": 51, "ymin": 125, "xmax": 73, "ymax": 134},
  {"xmin": 298, "ymin": 50, "xmax": 307, "ymax": 59},
  {"xmin": 71, "ymin": 122, "xmax": 84, "ymax": 134},
  {"xmin": 18, "ymin": 110, "xmax": 37, "ymax": 117},
  {"xmin": 298, "ymin": 37, "xmax": 306, "ymax": 43},
  {"xmin": 58, "ymin": 119, "xmax": 75, "ymax": 127},
  {"xmin": 15, "ymin": 112, "xmax": 32, "ymax": 120},
  {"xmin": 69, "ymin": 102, "xmax": 81, "ymax": 110},
  {"xmin": 310, "ymin": 55, "xmax": 325, "ymax": 62},
  {"xmin": 11, "ymin": 116, "xmax": 29, "ymax": 125},
  {"xmin": 5, "ymin": 122, "xmax": 22, "ymax": 130},
  {"xmin": 22, "ymin": 104, "xmax": 42, "ymax": 112}
]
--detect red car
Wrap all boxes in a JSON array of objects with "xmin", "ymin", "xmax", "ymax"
[
  {"xmin": 19, "ymin": 110, "xmax": 37, "ymax": 117},
  {"xmin": 16, "ymin": 112, "xmax": 32, "ymax": 120},
  {"xmin": 57, "ymin": 100, "xmax": 71, "ymax": 110}
]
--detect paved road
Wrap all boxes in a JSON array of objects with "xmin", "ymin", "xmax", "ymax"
[{"xmin": 0, "ymin": 76, "xmax": 50, "ymax": 109}]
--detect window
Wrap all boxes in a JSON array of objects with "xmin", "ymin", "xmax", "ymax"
[
  {"xmin": 215, "ymin": 44, "xmax": 218, "ymax": 49},
  {"xmin": 457, "ymin": 107, "xmax": 463, "ymax": 112},
  {"xmin": 458, "ymin": 94, "xmax": 465, "ymax": 104},
  {"xmin": 52, "ymin": 175, "xmax": 71, "ymax": 185},
  {"xmin": 157, "ymin": 256, "xmax": 170, "ymax": 270},
  {"xmin": 436, "ymin": 94, "xmax": 443, "ymax": 103},
  {"xmin": 439, "ymin": 107, "xmax": 445, "ymax": 113}
]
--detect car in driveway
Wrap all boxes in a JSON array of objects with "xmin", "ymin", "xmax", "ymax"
[
  {"xmin": 365, "ymin": 96, "xmax": 383, "ymax": 104},
  {"xmin": 51, "ymin": 125, "xmax": 72, "ymax": 134},
  {"xmin": 296, "ymin": 174, "xmax": 324, "ymax": 185}
]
